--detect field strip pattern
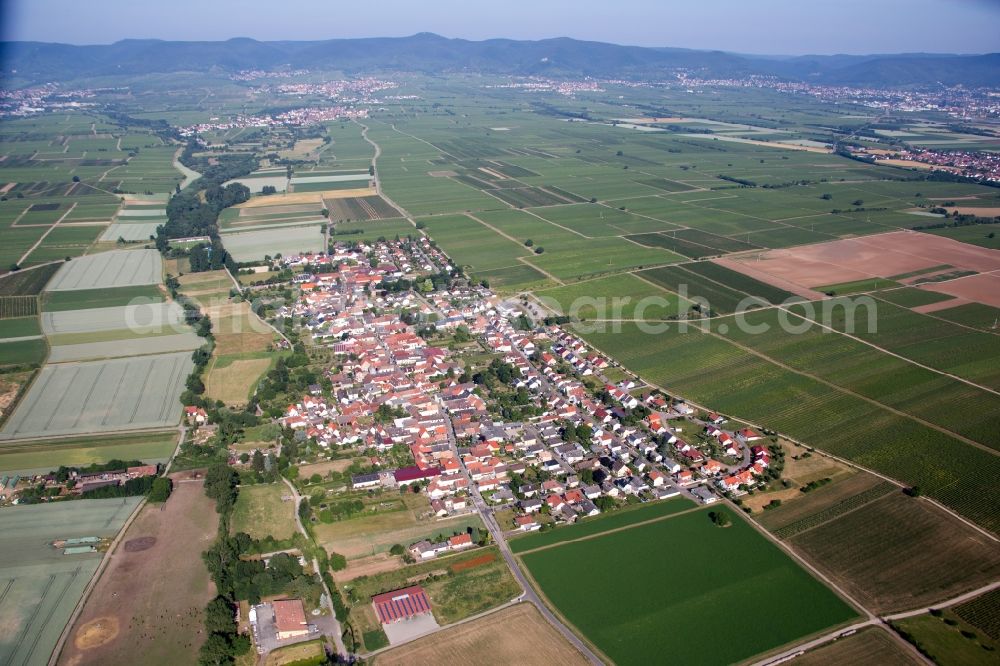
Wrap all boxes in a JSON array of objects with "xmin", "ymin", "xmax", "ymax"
[
  {"xmin": 772, "ymin": 482, "xmax": 898, "ymax": 539},
  {"xmin": 45, "ymin": 250, "xmax": 162, "ymax": 291},
  {"xmin": 0, "ymin": 352, "xmax": 193, "ymax": 439}
]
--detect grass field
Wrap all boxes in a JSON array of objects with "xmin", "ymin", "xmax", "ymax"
[
  {"xmin": 893, "ymin": 610, "xmax": 999, "ymax": 666},
  {"xmin": 312, "ymin": 491, "xmax": 484, "ymax": 560},
  {"xmin": 520, "ymin": 507, "xmax": 857, "ymax": 665},
  {"xmin": 0, "ymin": 431, "xmax": 177, "ymax": 475},
  {"xmin": 231, "ymin": 482, "xmax": 297, "ymax": 542},
  {"xmin": 205, "ymin": 353, "xmax": 273, "ymax": 405},
  {"xmin": 372, "ymin": 603, "xmax": 585, "ymax": 666}
]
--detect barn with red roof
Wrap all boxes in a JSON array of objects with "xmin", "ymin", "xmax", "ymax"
[{"xmin": 372, "ymin": 585, "xmax": 432, "ymax": 624}]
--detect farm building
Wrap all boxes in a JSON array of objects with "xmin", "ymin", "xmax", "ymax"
[
  {"xmin": 392, "ymin": 465, "xmax": 441, "ymax": 486},
  {"xmin": 272, "ymin": 599, "xmax": 309, "ymax": 640},
  {"xmin": 372, "ymin": 585, "xmax": 432, "ymax": 624}
]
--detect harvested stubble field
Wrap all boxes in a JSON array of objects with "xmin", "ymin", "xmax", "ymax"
[
  {"xmin": 59, "ymin": 479, "xmax": 219, "ymax": 666},
  {"xmin": 0, "ymin": 351, "xmax": 192, "ymax": 439},
  {"xmin": 372, "ymin": 603, "xmax": 586, "ymax": 666},
  {"xmin": 787, "ymin": 492, "xmax": 1000, "ymax": 614},
  {"xmin": 230, "ymin": 482, "xmax": 297, "ymax": 541}
]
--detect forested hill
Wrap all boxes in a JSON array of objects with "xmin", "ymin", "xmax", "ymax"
[{"xmin": 2, "ymin": 33, "xmax": 998, "ymax": 87}]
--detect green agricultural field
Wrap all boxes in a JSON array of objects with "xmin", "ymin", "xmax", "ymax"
[
  {"xmin": 874, "ymin": 287, "xmax": 954, "ymax": 308},
  {"xmin": 928, "ymin": 302, "xmax": 1000, "ymax": 331},
  {"xmin": 536, "ymin": 273, "xmax": 693, "ymax": 320},
  {"xmin": 954, "ymin": 589, "xmax": 1000, "ymax": 642},
  {"xmin": 0, "ymin": 431, "xmax": 177, "ymax": 475},
  {"xmin": 815, "ymin": 277, "xmax": 902, "ymax": 295},
  {"xmin": 509, "ymin": 497, "xmax": 695, "ymax": 554},
  {"xmin": 0, "ymin": 264, "xmax": 60, "ymax": 296},
  {"xmin": 0, "ymin": 317, "xmax": 41, "ymax": 339},
  {"xmin": 923, "ymin": 223, "xmax": 1000, "ymax": 250},
  {"xmin": 0, "ymin": 338, "xmax": 46, "ymax": 366},
  {"xmin": 893, "ymin": 611, "xmax": 999, "ymax": 665},
  {"xmin": 580, "ymin": 321, "xmax": 1000, "ymax": 532},
  {"xmin": 790, "ymin": 298, "xmax": 1000, "ymax": 390},
  {"xmin": 520, "ymin": 508, "xmax": 857, "ymax": 665},
  {"xmin": 418, "ymin": 214, "xmax": 530, "ymax": 271}
]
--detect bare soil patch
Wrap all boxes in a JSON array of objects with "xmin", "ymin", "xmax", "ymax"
[
  {"xmin": 372, "ymin": 603, "xmax": 586, "ymax": 666},
  {"xmin": 719, "ymin": 232, "xmax": 1000, "ymax": 301},
  {"xmin": 912, "ymin": 297, "xmax": 972, "ymax": 314},
  {"xmin": 123, "ymin": 536, "xmax": 156, "ymax": 552},
  {"xmin": 333, "ymin": 552, "xmax": 404, "ymax": 583},
  {"xmin": 918, "ymin": 271, "xmax": 1000, "ymax": 308},
  {"xmin": 428, "ymin": 170, "xmax": 457, "ymax": 178},
  {"xmin": 58, "ymin": 479, "xmax": 219, "ymax": 665},
  {"xmin": 73, "ymin": 617, "xmax": 119, "ymax": 650},
  {"xmin": 944, "ymin": 207, "xmax": 1000, "ymax": 217}
]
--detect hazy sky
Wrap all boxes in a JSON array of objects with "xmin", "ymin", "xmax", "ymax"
[{"xmin": 4, "ymin": 0, "xmax": 999, "ymax": 55}]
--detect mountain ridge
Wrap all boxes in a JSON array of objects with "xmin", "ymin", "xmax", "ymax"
[{"xmin": 2, "ymin": 33, "xmax": 997, "ymax": 87}]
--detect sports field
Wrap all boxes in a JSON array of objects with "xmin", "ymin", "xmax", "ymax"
[
  {"xmin": 0, "ymin": 498, "xmax": 141, "ymax": 666},
  {"xmin": 519, "ymin": 507, "xmax": 857, "ymax": 664}
]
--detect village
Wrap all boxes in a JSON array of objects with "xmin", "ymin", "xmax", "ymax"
[{"xmin": 177, "ymin": 235, "xmax": 788, "ymax": 653}]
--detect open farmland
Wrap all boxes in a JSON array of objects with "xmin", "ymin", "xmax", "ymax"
[
  {"xmin": 41, "ymin": 302, "xmax": 186, "ymax": 336},
  {"xmin": 786, "ymin": 492, "xmax": 1000, "ymax": 614},
  {"xmin": 718, "ymin": 231, "xmax": 1000, "ymax": 304},
  {"xmin": 0, "ymin": 497, "xmax": 141, "ymax": 666},
  {"xmin": 58, "ymin": 479, "xmax": 218, "ymax": 666},
  {"xmin": 0, "ymin": 352, "xmax": 192, "ymax": 439},
  {"xmin": 791, "ymin": 627, "xmax": 923, "ymax": 666},
  {"xmin": 536, "ymin": 273, "xmax": 693, "ymax": 320},
  {"xmin": 579, "ymin": 321, "xmax": 1000, "ymax": 532},
  {"xmin": 892, "ymin": 610, "xmax": 1000, "ymax": 666},
  {"xmin": 45, "ymin": 249, "xmax": 162, "ymax": 291},
  {"xmin": 372, "ymin": 603, "xmax": 585, "ymax": 666},
  {"xmin": 0, "ymin": 431, "xmax": 177, "ymax": 476},
  {"xmin": 519, "ymin": 507, "xmax": 857, "ymax": 665},
  {"xmin": 220, "ymin": 224, "xmax": 325, "ymax": 261}
]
